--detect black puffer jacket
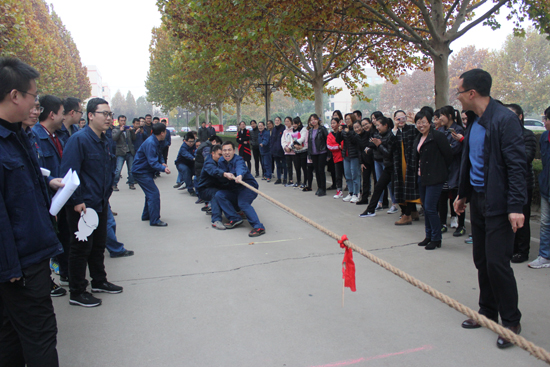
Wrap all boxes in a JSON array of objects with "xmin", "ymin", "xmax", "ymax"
[
  {"xmin": 372, "ymin": 130, "xmax": 396, "ymax": 168},
  {"xmin": 341, "ymin": 129, "xmax": 360, "ymax": 159},
  {"xmin": 307, "ymin": 126, "xmax": 329, "ymax": 155}
]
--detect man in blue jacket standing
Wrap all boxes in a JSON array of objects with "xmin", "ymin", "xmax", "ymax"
[
  {"xmin": 132, "ymin": 123, "xmax": 171, "ymax": 226},
  {"xmin": 174, "ymin": 132, "xmax": 196, "ymax": 196},
  {"xmin": 454, "ymin": 69, "xmax": 526, "ymax": 349},
  {"xmin": 0, "ymin": 57, "xmax": 64, "ymax": 366},
  {"xmin": 60, "ymin": 98, "xmax": 124, "ymax": 308},
  {"xmin": 215, "ymin": 141, "xmax": 266, "ymax": 237}
]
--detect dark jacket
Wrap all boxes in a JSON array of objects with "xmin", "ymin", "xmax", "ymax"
[
  {"xmin": 538, "ymin": 131, "xmax": 550, "ymax": 200},
  {"xmin": 372, "ymin": 130, "xmax": 396, "ymax": 168},
  {"xmin": 143, "ymin": 124, "xmax": 152, "ymax": 139},
  {"xmin": 195, "ymin": 141, "xmax": 212, "ymax": 175},
  {"xmin": 131, "ymin": 135, "xmax": 166, "ymax": 176},
  {"xmin": 134, "ymin": 130, "xmax": 145, "ymax": 153},
  {"xmin": 56, "ymin": 123, "xmax": 79, "ymax": 146},
  {"xmin": 112, "ymin": 126, "xmax": 136, "ymax": 156},
  {"xmin": 250, "ymin": 127, "xmax": 259, "ymax": 147},
  {"xmin": 414, "ymin": 127, "xmax": 453, "ymax": 186},
  {"xmin": 196, "ymin": 154, "xmax": 229, "ymax": 190},
  {"xmin": 32, "ymin": 123, "xmax": 63, "ymax": 179},
  {"xmin": 269, "ymin": 124, "xmax": 285, "ymax": 157},
  {"xmin": 393, "ymin": 124, "xmax": 421, "ymax": 202},
  {"xmin": 259, "ymin": 129, "xmax": 270, "ymax": 155},
  {"xmin": 198, "ymin": 126, "xmax": 208, "ymax": 142},
  {"xmin": 60, "ymin": 126, "xmax": 114, "ymax": 212},
  {"xmin": 0, "ymin": 119, "xmax": 63, "ymax": 282},
  {"xmin": 523, "ymin": 127, "xmax": 537, "ymax": 190},
  {"xmin": 341, "ymin": 128, "xmax": 360, "ymax": 159},
  {"xmin": 207, "ymin": 126, "xmax": 216, "ymax": 138},
  {"xmin": 307, "ymin": 126, "xmax": 329, "ymax": 155},
  {"xmin": 457, "ymin": 98, "xmax": 527, "ymax": 215},
  {"xmin": 237, "ymin": 129, "xmax": 251, "ymax": 159},
  {"xmin": 439, "ymin": 122, "xmax": 464, "ymax": 189},
  {"xmin": 218, "ymin": 154, "xmax": 259, "ymax": 189},
  {"xmin": 175, "ymin": 141, "xmax": 196, "ymax": 167}
]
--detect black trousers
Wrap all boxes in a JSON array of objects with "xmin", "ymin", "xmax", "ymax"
[
  {"xmin": 252, "ymin": 146, "xmax": 262, "ymax": 176},
  {"xmin": 399, "ymin": 202, "xmax": 417, "ymax": 216},
  {"xmin": 311, "ymin": 153, "xmax": 327, "ymax": 191},
  {"xmin": 162, "ymin": 146, "xmax": 169, "ymax": 165},
  {"xmin": 514, "ymin": 188, "xmax": 533, "ymax": 256},
  {"xmin": 439, "ymin": 188, "xmax": 465, "ymax": 227},
  {"xmin": 285, "ymin": 155, "xmax": 294, "ymax": 182},
  {"xmin": 366, "ymin": 166, "xmax": 393, "ymax": 213},
  {"xmin": 471, "ymin": 190, "xmax": 521, "ymax": 326},
  {"xmin": 334, "ymin": 161, "xmax": 343, "ymax": 189},
  {"xmin": 293, "ymin": 152, "xmax": 307, "ymax": 184},
  {"xmin": 361, "ymin": 161, "xmax": 375, "ymax": 196},
  {"xmin": 55, "ymin": 207, "xmax": 72, "ymax": 278},
  {"xmin": 0, "ymin": 260, "xmax": 59, "ymax": 367},
  {"xmin": 66, "ymin": 204, "xmax": 109, "ymax": 294}
]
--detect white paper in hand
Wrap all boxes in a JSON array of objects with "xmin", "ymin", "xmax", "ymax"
[
  {"xmin": 49, "ymin": 169, "xmax": 80, "ymax": 216},
  {"xmin": 75, "ymin": 208, "xmax": 98, "ymax": 241}
]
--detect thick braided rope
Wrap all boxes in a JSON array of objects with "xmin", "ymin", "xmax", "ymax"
[{"xmin": 239, "ymin": 181, "xmax": 550, "ymax": 364}]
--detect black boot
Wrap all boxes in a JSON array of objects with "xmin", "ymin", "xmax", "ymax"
[
  {"xmin": 418, "ymin": 238, "xmax": 431, "ymax": 247},
  {"xmin": 425, "ymin": 240, "xmax": 441, "ymax": 250}
]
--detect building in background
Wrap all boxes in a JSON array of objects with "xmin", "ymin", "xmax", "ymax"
[
  {"xmin": 86, "ymin": 65, "xmax": 111, "ymax": 103},
  {"xmin": 325, "ymin": 67, "xmax": 384, "ymax": 122}
]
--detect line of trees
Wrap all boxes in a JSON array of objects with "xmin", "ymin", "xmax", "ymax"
[
  {"xmin": 0, "ymin": 0, "xmax": 90, "ymax": 100},
  {"xmin": 147, "ymin": 0, "xmax": 549, "ymax": 126}
]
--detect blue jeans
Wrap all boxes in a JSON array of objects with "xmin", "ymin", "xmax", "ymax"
[
  {"xmin": 273, "ymin": 156, "xmax": 287, "ymax": 180},
  {"xmin": 261, "ymin": 153, "xmax": 272, "ymax": 179},
  {"xmin": 343, "ymin": 157, "xmax": 361, "ymax": 195},
  {"xmin": 375, "ymin": 160, "xmax": 396, "ymax": 203},
  {"xmin": 133, "ymin": 173, "xmax": 162, "ymax": 225},
  {"xmin": 106, "ymin": 205, "xmax": 126, "ymax": 254},
  {"xmin": 114, "ymin": 153, "xmax": 134, "ymax": 185},
  {"xmin": 176, "ymin": 162, "xmax": 194, "ymax": 191},
  {"xmin": 215, "ymin": 187, "xmax": 264, "ymax": 229},
  {"xmin": 540, "ymin": 196, "xmax": 550, "ymax": 259},
  {"xmin": 419, "ymin": 178, "xmax": 444, "ymax": 241}
]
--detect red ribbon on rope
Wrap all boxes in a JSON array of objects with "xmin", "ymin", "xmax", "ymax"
[{"xmin": 338, "ymin": 234, "xmax": 356, "ymax": 292}]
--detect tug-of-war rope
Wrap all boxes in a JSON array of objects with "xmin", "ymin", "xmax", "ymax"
[{"xmin": 238, "ymin": 180, "xmax": 550, "ymax": 364}]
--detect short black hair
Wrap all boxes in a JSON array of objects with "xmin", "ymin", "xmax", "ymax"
[
  {"xmin": 145, "ymin": 114, "xmax": 152, "ymax": 118},
  {"xmin": 63, "ymin": 97, "xmax": 81, "ymax": 114},
  {"xmin": 353, "ymin": 110, "xmax": 362, "ymax": 118},
  {"xmin": 139, "ymin": 116, "xmax": 145, "ymax": 120},
  {"xmin": 250, "ymin": 119, "xmax": 257, "ymax": 125},
  {"xmin": 545, "ymin": 106, "xmax": 550, "ymax": 120},
  {"xmin": 460, "ymin": 68, "xmax": 492, "ymax": 97},
  {"xmin": 209, "ymin": 135, "xmax": 222, "ymax": 144},
  {"xmin": 506, "ymin": 103, "xmax": 524, "ymax": 126},
  {"xmin": 153, "ymin": 116, "xmax": 160, "ymax": 121},
  {"xmin": 86, "ymin": 98, "xmax": 109, "ymax": 123},
  {"xmin": 420, "ymin": 106, "xmax": 434, "ymax": 119},
  {"xmin": 118, "ymin": 115, "xmax": 127, "ymax": 121},
  {"xmin": 0, "ymin": 57, "xmax": 40, "ymax": 102},
  {"xmin": 415, "ymin": 111, "xmax": 433, "ymax": 124},
  {"xmin": 39, "ymin": 95, "xmax": 63, "ymax": 122},
  {"xmin": 211, "ymin": 145, "xmax": 222, "ymax": 154},
  {"xmin": 222, "ymin": 140, "xmax": 235, "ymax": 149},
  {"xmin": 132, "ymin": 118, "xmax": 139, "ymax": 124},
  {"xmin": 185, "ymin": 132, "xmax": 195, "ymax": 141},
  {"xmin": 161, "ymin": 118, "xmax": 167, "ymax": 123},
  {"xmin": 79, "ymin": 118, "xmax": 86, "ymax": 123},
  {"xmin": 152, "ymin": 122, "xmax": 166, "ymax": 135}
]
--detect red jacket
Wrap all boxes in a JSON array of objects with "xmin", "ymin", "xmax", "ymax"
[{"xmin": 327, "ymin": 132, "xmax": 343, "ymax": 163}]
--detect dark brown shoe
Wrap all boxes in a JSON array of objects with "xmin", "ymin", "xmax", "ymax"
[
  {"xmin": 497, "ymin": 324, "xmax": 521, "ymax": 349},
  {"xmin": 461, "ymin": 318, "xmax": 482, "ymax": 329}
]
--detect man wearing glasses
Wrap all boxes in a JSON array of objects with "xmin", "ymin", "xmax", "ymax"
[
  {"xmin": 0, "ymin": 57, "xmax": 64, "ymax": 366},
  {"xmin": 57, "ymin": 97, "xmax": 82, "ymax": 144},
  {"xmin": 60, "ymin": 98, "xmax": 123, "ymax": 308},
  {"xmin": 454, "ymin": 69, "xmax": 526, "ymax": 349}
]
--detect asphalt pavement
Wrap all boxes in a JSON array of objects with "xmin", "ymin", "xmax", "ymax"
[{"xmin": 53, "ymin": 136, "xmax": 550, "ymax": 367}]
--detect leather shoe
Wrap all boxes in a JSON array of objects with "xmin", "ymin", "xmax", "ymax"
[
  {"xmin": 150, "ymin": 221, "xmax": 168, "ymax": 227},
  {"xmin": 497, "ymin": 324, "xmax": 521, "ymax": 349},
  {"xmin": 110, "ymin": 250, "xmax": 135, "ymax": 258},
  {"xmin": 461, "ymin": 318, "xmax": 483, "ymax": 329}
]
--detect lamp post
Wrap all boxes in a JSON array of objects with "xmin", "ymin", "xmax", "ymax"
[
  {"xmin": 256, "ymin": 83, "xmax": 277, "ymax": 123},
  {"xmin": 181, "ymin": 110, "xmax": 189, "ymax": 131}
]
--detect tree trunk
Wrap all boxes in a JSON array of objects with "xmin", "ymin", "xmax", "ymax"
[
  {"xmin": 432, "ymin": 44, "xmax": 451, "ymax": 108},
  {"xmin": 312, "ymin": 77, "xmax": 324, "ymax": 120},
  {"xmin": 194, "ymin": 108, "xmax": 200, "ymax": 129},
  {"xmin": 205, "ymin": 106, "xmax": 210, "ymax": 124},
  {"xmin": 265, "ymin": 89, "xmax": 271, "ymax": 123},
  {"xmin": 235, "ymin": 99, "xmax": 242, "ymax": 125},
  {"xmin": 218, "ymin": 103, "xmax": 223, "ymax": 126}
]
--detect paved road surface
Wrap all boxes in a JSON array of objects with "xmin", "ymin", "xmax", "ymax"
[{"xmin": 53, "ymin": 137, "xmax": 550, "ymax": 366}]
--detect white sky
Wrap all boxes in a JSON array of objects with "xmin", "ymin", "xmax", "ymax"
[{"xmin": 48, "ymin": 0, "xmax": 530, "ymax": 100}]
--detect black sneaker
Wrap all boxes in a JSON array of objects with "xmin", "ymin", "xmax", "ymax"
[
  {"xmin": 51, "ymin": 279, "xmax": 67, "ymax": 297},
  {"xmin": 91, "ymin": 281, "xmax": 123, "ymax": 294},
  {"xmin": 282, "ymin": 180, "xmax": 287, "ymax": 185},
  {"xmin": 237, "ymin": 211, "xmax": 247, "ymax": 220},
  {"xmin": 224, "ymin": 219, "xmax": 243, "ymax": 229},
  {"xmin": 249, "ymin": 228, "xmax": 266, "ymax": 237},
  {"xmin": 59, "ymin": 275, "xmax": 69, "ymax": 286},
  {"xmin": 511, "ymin": 253, "xmax": 528, "ymax": 263},
  {"xmin": 453, "ymin": 226, "xmax": 466, "ymax": 237},
  {"xmin": 274, "ymin": 179, "xmax": 282, "ymax": 185},
  {"xmin": 441, "ymin": 225, "xmax": 448, "ymax": 233},
  {"xmin": 110, "ymin": 249, "xmax": 135, "ymax": 258},
  {"xmin": 70, "ymin": 291, "xmax": 102, "ymax": 307},
  {"xmin": 201, "ymin": 204, "xmax": 209, "ymax": 212},
  {"xmin": 189, "ymin": 190, "xmax": 197, "ymax": 197},
  {"xmin": 195, "ymin": 198, "xmax": 205, "ymax": 204}
]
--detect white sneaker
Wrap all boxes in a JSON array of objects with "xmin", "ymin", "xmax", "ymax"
[
  {"xmin": 387, "ymin": 204, "xmax": 399, "ymax": 214},
  {"xmin": 342, "ymin": 194, "xmax": 352, "ymax": 202},
  {"xmin": 333, "ymin": 190, "xmax": 343, "ymax": 199},
  {"xmin": 350, "ymin": 195, "xmax": 359, "ymax": 203},
  {"xmin": 528, "ymin": 256, "xmax": 550, "ymax": 269},
  {"xmin": 450, "ymin": 216, "xmax": 458, "ymax": 228}
]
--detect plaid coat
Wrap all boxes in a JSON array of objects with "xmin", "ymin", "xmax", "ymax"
[{"xmin": 392, "ymin": 124, "xmax": 421, "ymax": 203}]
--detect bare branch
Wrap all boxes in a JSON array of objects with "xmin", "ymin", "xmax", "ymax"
[{"xmin": 452, "ymin": 0, "xmax": 508, "ymax": 40}]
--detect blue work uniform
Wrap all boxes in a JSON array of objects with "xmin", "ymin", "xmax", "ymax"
[{"xmin": 175, "ymin": 141, "xmax": 196, "ymax": 192}]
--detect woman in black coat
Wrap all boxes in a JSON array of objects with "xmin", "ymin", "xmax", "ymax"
[
  {"xmin": 414, "ymin": 111, "xmax": 453, "ymax": 250},
  {"xmin": 236, "ymin": 121, "xmax": 252, "ymax": 171}
]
